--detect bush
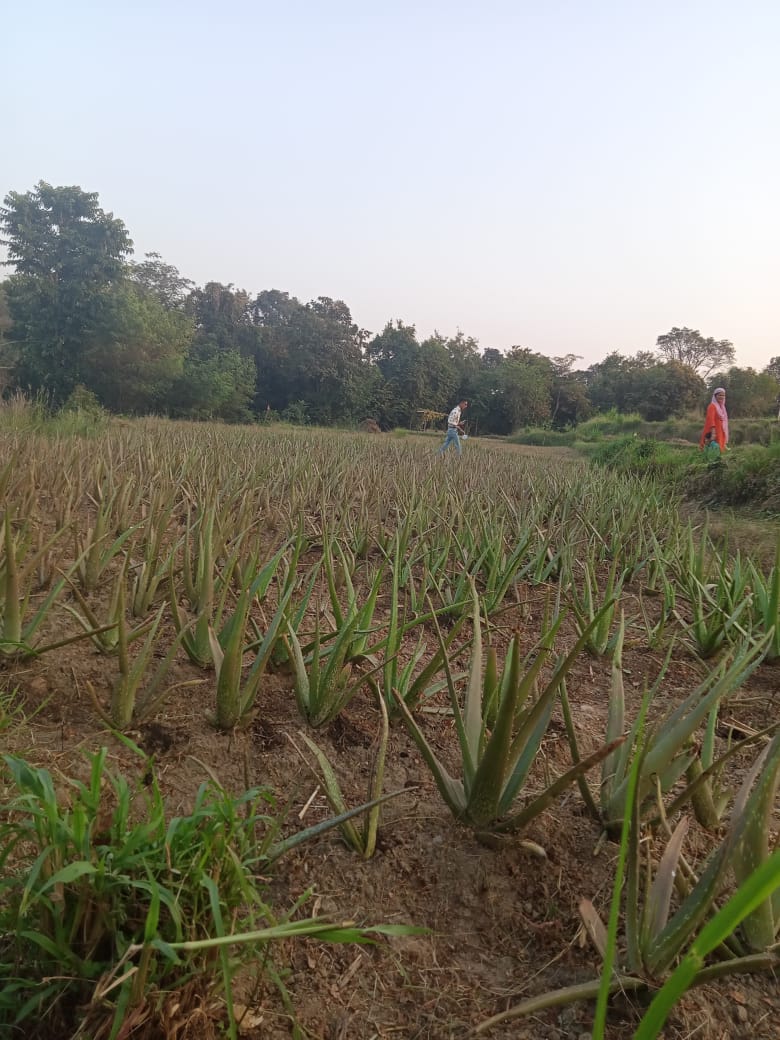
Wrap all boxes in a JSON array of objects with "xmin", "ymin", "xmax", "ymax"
[
  {"xmin": 281, "ymin": 400, "xmax": 310, "ymax": 425},
  {"xmin": 508, "ymin": 428, "xmax": 576, "ymax": 447},
  {"xmin": 574, "ymin": 411, "xmax": 644, "ymax": 442}
]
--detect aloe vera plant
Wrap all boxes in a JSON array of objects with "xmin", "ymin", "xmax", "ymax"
[
  {"xmin": 284, "ymin": 601, "xmax": 386, "ymax": 728},
  {"xmin": 211, "ymin": 566, "xmax": 294, "ymax": 730},
  {"xmin": 0, "ymin": 511, "xmax": 84, "ymax": 658},
  {"xmin": 107, "ymin": 598, "xmax": 198, "ymax": 729},
  {"xmin": 130, "ymin": 493, "xmax": 177, "ymax": 616},
  {"xmin": 474, "ymin": 730, "xmax": 780, "ymax": 1035},
  {"xmin": 730, "ymin": 730, "xmax": 780, "ymax": 951},
  {"xmin": 63, "ymin": 557, "xmax": 157, "ymax": 654},
  {"xmin": 562, "ymin": 616, "xmax": 771, "ymax": 832},
  {"xmin": 394, "ymin": 581, "xmax": 622, "ymax": 837},
  {"xmin": 294, "ymin": 677, "xmax": 395, "ymax": 858},
  {"xmin": 566, "ymin": 551, "xmax": 627, "ymax": 658},
  {"xmin": 747, "ymin": 537, "xmax": 780, "ymax": 661},
  {"xmin": 72, "ymin": 494, "xmax": 138, "ymax": 593}
]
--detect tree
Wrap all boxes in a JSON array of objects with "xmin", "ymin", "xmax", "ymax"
[
  {"xmin": 0, "ymin": 282, "xmax": 12, "ymax": 394},
  {"xmin": 252, "ymin": 293, "xmax": 371, "ymax": 424},
  {"xmin": 707, "ymin": 367, "xmax": 779, "ymax": 418},
  {"xmin": 167, "ymin": 350, "xmax": 256, "ymax": 422},
  {"xmin": 764, "ymin": 357, "xmax": 780, "ymax": 384},
  {"xmin": 82, "ymin": 283, "xmax": 193, "ymax": 414},
  {"xmin": 0, "ymin": 182, "xmax": 133, "ymax": 401},
  {"xmin": 417, "ymin": 336, "xmax": 457, "ymax": 415},
  {"xmin": 655, "ymin": 327, "xmax": 734, "ymax": 378},
  {"xmin": 494, "ymin": 348, "xmax": 554, "ymax": 432},
  {"xmin": 550, "ymin": 355, "xmax": 591, "ymax": 428},
  {"xmin": 0, "ymin": 283, "xmax": 11, "ymax": 345},
  {"xmin": 634, "ymin": 361, "xmax": 704, "ymax": 421},
  {"xmin": 586, "ymin": 352, "xmax": 655, "ymax": 414},
  {"xmin": 366, "ymin": 321, "xmax": 425, "ymax": 426},
  {"xmin": 128, "ymin": 253, "xmax": 194, "ymax": 310}
]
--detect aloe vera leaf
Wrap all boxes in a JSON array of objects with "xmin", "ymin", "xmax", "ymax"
[
  {"xmin": 462, "ymin": 580, "xmax": 484, "ymax": 777},
  {"xmin": 634, "ymin": 851, "xmax": 780, "ymax": 1040},
  {"xmin": 392, "ymin": 693, "xmax": 467, "ymax": 817},
  {"xmin": 2, "ymin": 514, "xmax": 21, "ymax": 644},
  {"xmin": 493, "ymin": 738, "xmax": 624, "ymax": 835},
  {"xmin": 213, "ymin": 589, "xmax": 252, "ymax": 730},
  {"xmin": 646, "ymin": 733, "xmax": 774, "ymax": 975},
  {"xmin": 601, "ymin": 613, "xmax": 626, "ymax": 795},
  {"xmin": 559, "ymin": 679, "xmax": 601, "ymax": 820},
  {"xmin": 297, "ymin": 731, "xmax": 363, "ymax": 853},
  {"xmin": 731, "ymin": 732, "xmax": 780, "ymax": 951},
  {"xmin": 611, "ymin": 636, "xmax": 770, "ymax": 813},
  {"xmin": 468, "ymin": 636, "xmax": 525, "ymax": 826},
  {"xmin": 646, "ymin": 816, "xmax": 691, "ymax": 943}
]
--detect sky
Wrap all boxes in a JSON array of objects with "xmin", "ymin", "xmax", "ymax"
[{"xmin": 2, "ymin": 0, "xmax": 779, "ymax": 370}]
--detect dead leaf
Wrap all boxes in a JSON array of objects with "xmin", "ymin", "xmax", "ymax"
[{"xmin": 578, "ymin": 897, "xmax": 608, "ymax": 958}]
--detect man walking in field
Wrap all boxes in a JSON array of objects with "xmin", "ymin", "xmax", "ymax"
[{"xmin": 437, "ymin": 399, "xmax": 469, "ymax": 456}]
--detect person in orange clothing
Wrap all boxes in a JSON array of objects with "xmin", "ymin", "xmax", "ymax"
[{"xmin": 700, "ymin": 387, "xmax": 729, "ymax": 454}]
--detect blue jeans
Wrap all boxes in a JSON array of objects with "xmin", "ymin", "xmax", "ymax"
[{"xmin": 437, "ymin": 427, "xmax": 461, "ymax": 455}]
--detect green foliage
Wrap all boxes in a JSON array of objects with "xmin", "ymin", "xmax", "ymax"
[
  {"xmin": 169, "ymin": 349, "xmax": 256, "ymax": 422},
  {"xmin": 0, "ymin": 748, "xmax": 409, "ymax": 1039},
  {"xmin": 0, "ymin": 749, "xmax": 279, "ymax": 1036},
  {"xmin": 707, "ymin": 366, "xmax": 779, "ymax": 417},
  {"xmin": 82, "ymin": 282, "xmax": 192, "ymax": 413},
  {"xmin": 575, "ymin": 409, "xmax": 644, "ymax": 440},
  {"xmin": 508, "ymin": 427, "xmax": 576, "ymax": 446},
  {"xmin": 684, "ymin": 442, "xmax": 780, "ymax": 511},
  {"xmin": 1, "ymin": 182, "xmax": 132, "ymax": 403}
]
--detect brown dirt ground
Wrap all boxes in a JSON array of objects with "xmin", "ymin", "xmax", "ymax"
[{"xmin": 3, "ymin": 581, "xmax": 779, "ymax": 1040}]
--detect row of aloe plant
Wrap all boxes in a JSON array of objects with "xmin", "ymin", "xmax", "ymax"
[{"xmin": 3, "ymin": 421, "xmax": 777, "ymax": 665}]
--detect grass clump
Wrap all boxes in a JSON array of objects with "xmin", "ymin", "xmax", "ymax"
[
  {"xmin": 683, "ymin": 442, "xmax": 780, "ymax": 513},
  {"xmin": 0, "ymin": 746, "xmax": 393, "ymax": 1039},
  {"xmin": 590, "ymin": 436, "xmax": 691, "ymax": 483}
]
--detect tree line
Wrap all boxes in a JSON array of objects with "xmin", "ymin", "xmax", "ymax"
[{"xmin": 1, "ymin": 182, "xmax": 778, "ymax": 433}]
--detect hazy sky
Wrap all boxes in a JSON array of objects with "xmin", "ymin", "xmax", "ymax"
[{"xmin": 3, "ymin": 0, "xmax": 778, "ymax": 369}]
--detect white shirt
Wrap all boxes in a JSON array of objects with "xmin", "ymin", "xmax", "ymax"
[{"xmin": 447, "ymin": 406, "xmax": 462, "ymax": 428}]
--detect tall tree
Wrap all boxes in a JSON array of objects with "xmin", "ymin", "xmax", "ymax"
[
  {"xmin": 0, "ymin": 182, "xmax": 133, "ymax": 401},
  {"xmin": 494, "ymin": 348, "xmax": 554, "ymax": 432},
  {"xmin": 366, "ymin": 321, "xmax": 424, "ymax": 426},
  {"xmin": 179, "ymin": 282, "xmax": 257, "ymax": 419},
  {"xmin": 550, "ymin": 355, "xmax": 591, "ymax": 428},
  {"xmin": 655, "ymin": 327, "xmax": 734, "ymax": 378},
  {"xmin": 0, "ymin": 282, "xmax": 12, "ymax": 394},
  {"xmin": 251, "ymin": 293, "xmax": 370, "ymax": 423}
]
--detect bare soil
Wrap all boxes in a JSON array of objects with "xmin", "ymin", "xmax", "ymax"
[{"xmin": 4, "ymin": 586, "xmax": 779, "ymax": 1040}]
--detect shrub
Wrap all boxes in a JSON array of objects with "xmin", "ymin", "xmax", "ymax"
[
  {"xmin": 508, "ymin": 428, "xmax": 576, "ymax": 447},
  {"xmin": 575, "ymin": 411, "xmax": 643, "ymax": 441}
]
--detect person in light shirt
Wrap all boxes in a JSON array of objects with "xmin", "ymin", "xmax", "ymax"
[{"xmin": 437, "ymin": 399, "xmax": 469, "ymax": 456}]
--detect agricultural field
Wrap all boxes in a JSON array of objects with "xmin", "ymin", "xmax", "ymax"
[{"xmin": 1, "ymin": 414, "xmax": 779, "ymax": 1040}]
